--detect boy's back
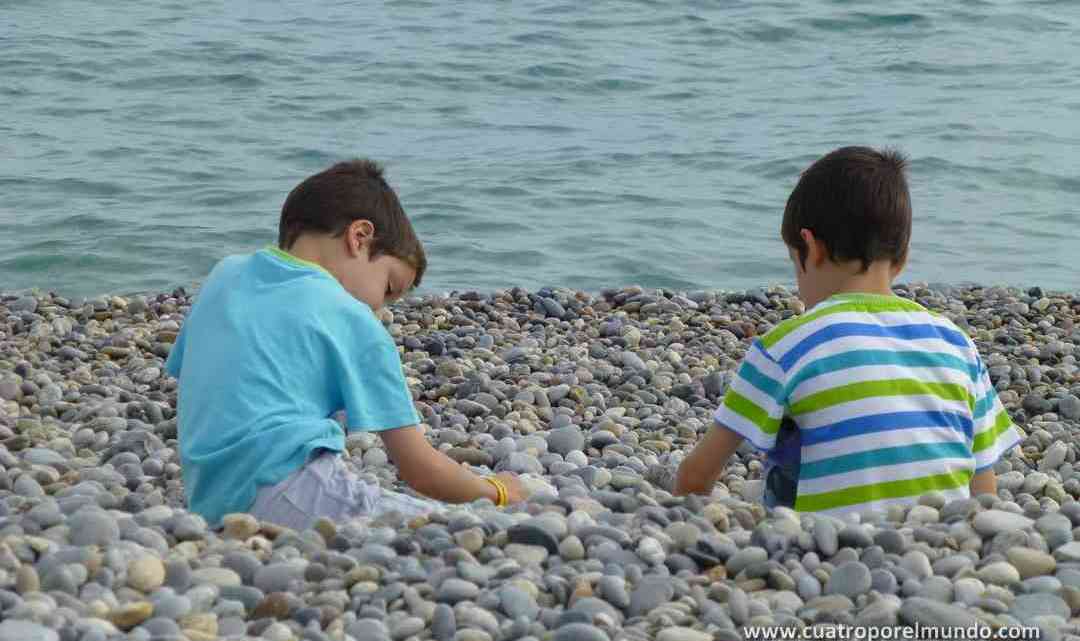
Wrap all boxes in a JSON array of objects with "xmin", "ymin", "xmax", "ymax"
[
  {"xmin": 722, "ymin": 291, "xmax": 1020, "ymax": 516},
  {"xmin": 165, "ymin": 247, "xmax": 418, "ymax": 526}
]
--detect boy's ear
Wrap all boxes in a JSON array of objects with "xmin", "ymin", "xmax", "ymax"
[
  {"xmin": 799, "ymin": 228, "xmax": 827, "ymax": 268},
  {"xmin": 345, "ymin": 219, "xmax": 376, "ymax": 256}
]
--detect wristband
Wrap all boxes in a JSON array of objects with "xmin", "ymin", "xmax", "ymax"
[{"xmin": 484, "ymin": 476, "xmax": 508, "ymax": 507}]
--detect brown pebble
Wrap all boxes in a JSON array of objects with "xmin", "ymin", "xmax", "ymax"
[
  {"xmin": 259, "ymin": 522, "xmax": 288, "ymax": 540},
  {"xmin": 313, "ymin": 517, "xmax": 337, "ymax": 544},
  {"xmin": 1062, "ymin": 586, "xmax": 1080, "ymax": 616},
  {"xmin": 109, "ymin": 602, "xmax": 153, "ymax": 630},
  {"xmin": 222, "ymin": 513, "xmax": 260, "ymax": 540},
  {"xmin": 181, "ymin": 613, "xmax": 219, "ymax": 637},
  {"xmin": 253, "ymin": 592, "xmax": 292, "ymax": 619},
  {"xmin": 127, "ymin": 556, "xmax": 165, "ymax": 592},
  {"xmin": 736, "ymin": 578, "xmax": 767, "ymax": 592},
  {"xmin": 15, "ymin": 565, "xmax": 39, "ymax": 594},
  {"xmin": 569, "ymin": 578, "xmax": 593, "ymax": 606},
  {"xmin": 345, "ymin": 565, "xmax": 381, "ymax": 587}
]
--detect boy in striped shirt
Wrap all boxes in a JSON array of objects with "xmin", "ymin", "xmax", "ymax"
[{"xmin": 675, "ymin": 146, "xmax": 1022, "ymax": 516}]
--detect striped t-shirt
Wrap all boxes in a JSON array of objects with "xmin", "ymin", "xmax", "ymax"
[{"xmin": 714, "ymin": 292, "xmax": 1022, "ymax": 517}]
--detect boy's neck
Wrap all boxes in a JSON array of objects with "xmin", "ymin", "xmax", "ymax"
[
  {"xmin": 808, "ymin": 261, "xmax": 897, "ymax": 308},
  {"xmin": 283, "ymin": 238, "xmax": 335, "ymax": 271}
]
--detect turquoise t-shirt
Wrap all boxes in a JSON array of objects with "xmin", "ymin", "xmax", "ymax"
[{"xmin": 164, "ymin": 247, "xmax": 419, "ymax": 526}]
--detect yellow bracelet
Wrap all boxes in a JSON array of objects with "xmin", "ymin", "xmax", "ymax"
[{"xmin": 484, "ymin": 477, "xmax": 508, "ymax": 506}]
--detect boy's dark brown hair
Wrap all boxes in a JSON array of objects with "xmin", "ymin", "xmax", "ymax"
[
  {"xmin": 279, "ymin": 159, "xmax": 426, "ymax": 286},
  {"xmin": 781, "ymin": 146, "xmax": 911, "ymax": 273}
]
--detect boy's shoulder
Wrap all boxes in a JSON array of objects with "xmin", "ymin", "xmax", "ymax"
[
  {"xmin": 203, "ymin": 250, "xmax": 386, "ymax": 335},
  {"xmin": 755, "ymin": 293, "xmax": 968, "ymax": 358}
]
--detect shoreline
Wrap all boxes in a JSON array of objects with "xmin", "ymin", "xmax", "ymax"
[
  {"xmin": 0, "ymin": 284, "xmax": 1078, "ymax": 640},
  {"xmin": 4, "ymin": 280, "xmax": 1079, "ymax": 307}
]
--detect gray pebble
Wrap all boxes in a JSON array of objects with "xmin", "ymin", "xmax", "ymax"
[
  {"xmin": 825, "ymin": 562, "xmax": 872, "ymax": 598},
  {"xmin": 553, "ymin": 623, "xmax": 609, "ymax": 641},
  {"xmin": 68, "ymin": 509, "xmax": 119, "ymax": 546}
]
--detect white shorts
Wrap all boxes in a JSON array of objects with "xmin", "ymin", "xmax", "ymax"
[{"xmin": 249, "ymin": 450, "xmax": 439, "ymax": 531}]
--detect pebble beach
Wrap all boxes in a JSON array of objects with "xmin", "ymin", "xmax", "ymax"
[{"xmin": 1, "ymin": 283, "xmax": 1079, "ymax": 641}]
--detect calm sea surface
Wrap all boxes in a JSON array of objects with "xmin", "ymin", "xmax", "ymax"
[{"xmin": 3, "ymin": 1, "xmax": 1079, "ymax": 298}]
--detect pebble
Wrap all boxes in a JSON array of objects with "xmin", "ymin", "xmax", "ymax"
[
  {"xmin": 812, "ymin": 520, "xmax": 838, "ymax": 557},
  {"xmin": 726, "ymin": 547, "xmax": 767, "ymax": 574},
  {"xmin": 553, "ymin": 623, "xmax": 609, "ymax": 641},
  {"xmin": 68, "ymin": 509, "xmax": 120, "ymax": 546},
  {"xmin": 221, "ymin": 513, "xmax": 260, "ymax": 539},
  {"xmin": 898, "ymin": 597, "xmax": 981, "ymax": 629},
  {"xmin": 629, "ymin": 576, "xmax": 675, "ymax": 617},
  {"xmin": 438, "ymin": 579, "xmax": 480, "ymax": 604},
  {"xmin": 0, "ymin": 620, "xmax": 59, "ymax": 641},
  {"xmin": 254, "ymin": 563, "xmax": 303, "ymax": 593},
  {"xmin": 900, "ymin": 551, "xmax": 932, "ymax": 581},
  {"xmin": 972, "ymin": 510, "xmax": 1035, "ymax": 537},
  {"xmin": 1011, "ymin": 593, "xmax": 1070, "ymax": 624},
  {"xmin": 1007, "ymin": 548, "xmax": 1056, "ymax": 579},
  {"xmin": 547, "ymin": 427, "xmax": 585, "ymax": 456},
  {"xmin": 976, "ymin": 562, "xmax": 1021, "ymax": 585},
  {"xmin": 507, "ymin": 524, "xmax": 560, "ymax": 555},
  {"xmin": 656, "ymin": 628, "xmax": 712, "ymax": 641},
  {"xmin": 0, "ymin": 285, "xmax": 1075, "ymax": 640},
  {"xmin": 825, "ymin": 562, "xmax": 872, "ymax": 598}
]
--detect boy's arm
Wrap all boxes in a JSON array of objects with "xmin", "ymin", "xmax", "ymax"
[
  {"xmin": 679, "ymin": 340, "xmax": 786, "ymax": 497},
  {"xmin": 970, "ymin": 468, "xmax": 996, "ymax": 496},
  {"xmin": 675, "ymin": 423, "xmax": 744, "ymax": 496},
  {"xmin": 968, "ymin": 347, "xmax": 1023, "ymax": 481},
  {"xmin": 379, "ymin": 425, "xmax": 528, "ymax": 504}
]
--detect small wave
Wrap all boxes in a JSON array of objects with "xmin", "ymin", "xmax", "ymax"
[
  {"xmin": 740, "ymin": 24, "xmax": 799, "ymax": 43},
  {"xmin": 275, "ymin": 148, "xmax": 340, "ymax": 166},
  {"xmin": 742, "ymin": 157, "xmax": 810, "ymax": 181},
  {"xmin": 51, "ymin": 70, "xmax": 98, "ymax": 82},
  {"xmin": 648, "ymin": 90, "xmax": 699, "ymax": 101},
  {"xmin": 88, "ymin": 146, "xmax": 143, "ymax": 160},
  {"xmin": 161, "ymin": 118, "xmax": 229, "ymax": 130},
  {"xmin": 460, "ymin": 219, "xmax": 534, "ymax": 235},
  {"xmin": 0, "ymin": 177, "xmax": 130, "ymax": 198},
  {"xmin": 522, "ymin": 63, "xmax": 582, "ymax": 78},
  {"xmin": 588, "ymin": 78, "xmax": 651, "ymax": 92},
  {"xmin": 190, "ymin": 190, "xmax": 264, "ymax": 207},
  {"xmin": 316, "ymin": 106, "xmax": 369, "ymax": 119},
  {"xmin": 113, "ymin": 73, "xmax": 263, "ymax": 90},
  {"xmin": 222, "ymin": 51, "xmax": 278, "ymax": 64},
  {"xmin": 808, "ymin": 12, "xmax": 929, "ymax": 32},
  {"xmin": 35, "ymin": 106, "xmax": 110, "ymax": 118},
  {"xmin": 476, "ymin": 186, "xmax": 533, "ymax": 198},
  {"xmin": 511, "ymin": 31, "xmax": 577, "ymax": 46},
  {"xmin": 497, "ymin": 123, "xmax": 577, "ymax": 134}
]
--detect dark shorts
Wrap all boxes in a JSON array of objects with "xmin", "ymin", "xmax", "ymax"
[{"xmin": 764, "ymin": 417, "xmax": 799, "ymax": 509}]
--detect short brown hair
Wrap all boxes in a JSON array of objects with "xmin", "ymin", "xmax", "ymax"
[
  {"xmin": 278, "ymin": 159, "xmax": 426, "ymax": 286},
  {"xmin": 781, "ymin": 146, "xmax": 911, "ymax": 272}
]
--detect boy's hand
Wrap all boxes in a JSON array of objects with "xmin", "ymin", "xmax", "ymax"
[
  {"xmin": 381, "ymin": 426, "xmax": 533, "ymax": 506},
  {"xmin": 675, "ymin": 423, "xmax": 744, "ymax": 496},
  {"xmin": 494, "ymin": 472, "xmax": 530, "ymax": 504},
  {"xmin": 969, "ymin": 468, "xmax": 996, "ymax": 497}
]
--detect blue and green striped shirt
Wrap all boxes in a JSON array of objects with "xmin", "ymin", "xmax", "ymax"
[{"xmin": 715, "ymin": 292, "xmax": 1022, "ymax": 516}]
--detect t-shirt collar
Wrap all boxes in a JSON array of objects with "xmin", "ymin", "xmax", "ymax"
[{"xmin": 262, "ymin": 245, "xmax": 334, "ymax": 278}]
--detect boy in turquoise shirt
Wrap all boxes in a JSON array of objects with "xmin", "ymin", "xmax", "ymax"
[{"xmin": 166, "ymin": 159, "xmax": 525, "ymax": 528}]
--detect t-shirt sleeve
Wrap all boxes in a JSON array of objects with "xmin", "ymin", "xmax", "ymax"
[
  {"xmin": 713, "ymin": 340, "xmax": 787, "ymax": 455},
  {"xmin": 335, "ymin": 318, "xmax": 420, "ymax": 433},
  {"xmin": 969, "ymin": 353, "xmax": 1022, "ymax": 471},
  {"xmin": 164, "ymin": 323, "xmax": 187, "ymax": 379}
]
